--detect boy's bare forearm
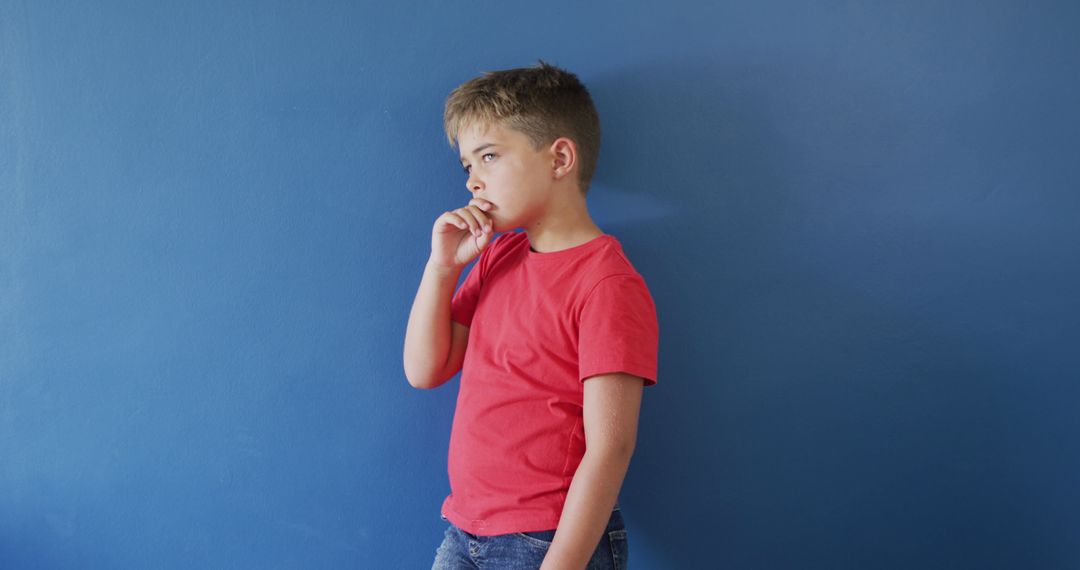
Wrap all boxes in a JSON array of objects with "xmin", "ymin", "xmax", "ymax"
[
  {"xmin": 540, "ymin": 450, "xmax": 631, "ymax": 570},
  {"xmin": 403, "ymin": 259, "xmax": 462, "ymax": 388}
]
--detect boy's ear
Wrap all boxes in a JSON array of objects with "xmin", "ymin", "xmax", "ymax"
[{"xmin": 548, "ymin": 137, "xmax": 577, "ymax": 180}]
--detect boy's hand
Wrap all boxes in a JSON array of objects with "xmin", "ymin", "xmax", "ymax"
[{"xmin": 429, "ymin": 198, "xmax": 495, "ymax": 270}]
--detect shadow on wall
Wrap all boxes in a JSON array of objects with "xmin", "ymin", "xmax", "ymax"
[
  {"xmin": 584, "ymin": 56, "xmax": 803, "ymax": 568},
  {"xmin": 580, "ymin": 57, "xmax": 1044, "ymax": 568}
]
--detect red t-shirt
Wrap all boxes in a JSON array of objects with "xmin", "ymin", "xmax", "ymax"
[{"xmin": 440, "ymin": 230, "xmax": 659, "ymax": 536}]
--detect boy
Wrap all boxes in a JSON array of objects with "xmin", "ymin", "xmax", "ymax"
[{"xmin": 404, "ymin": 60, "xmax": 659, "ymax": 570}]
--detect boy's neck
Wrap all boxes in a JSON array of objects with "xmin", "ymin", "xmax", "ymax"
[{"xmin": 524, "ymin": 190, "xmax": 604, "ymax": 254}]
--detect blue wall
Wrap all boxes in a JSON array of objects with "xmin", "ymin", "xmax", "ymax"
[{"xmin": 3, "ymin": 1, "xmax": 1078, "ymax": 568}]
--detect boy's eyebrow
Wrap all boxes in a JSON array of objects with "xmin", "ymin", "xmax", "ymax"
[{"xmin": 460, "ymin": 143, "xmax": 498, "ymax": 164}]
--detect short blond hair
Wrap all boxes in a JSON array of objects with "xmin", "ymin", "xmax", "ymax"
[{"xmin": 444, "ymin": 60, "xmax": 601, "ymax": 195}]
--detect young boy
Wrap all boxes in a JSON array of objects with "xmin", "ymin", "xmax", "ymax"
[{"xmin": 404, "ymin": 60, "xmax": 659, "ymax": 570}]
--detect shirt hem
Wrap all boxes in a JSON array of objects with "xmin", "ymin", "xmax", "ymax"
[{"xmin": 441, "ymin": 498, "xmax": 621, "ymax": 537}]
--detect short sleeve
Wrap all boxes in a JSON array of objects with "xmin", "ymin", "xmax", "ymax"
[
  {"xmin": 578, "ymin": 274, "xmax": 660, "ymax": 386},
  {"xmin": 450, "ymin": 259, "xmax": 484, "ymax": 328},
  {"xmin": 450, "ymin": 234, "xmax": 506, "ymax": 327}
]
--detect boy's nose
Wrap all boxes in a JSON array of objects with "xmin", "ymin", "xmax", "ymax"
[{"xmin": 467, "ymin": 175, "xmax": 483, "ymax": 193}]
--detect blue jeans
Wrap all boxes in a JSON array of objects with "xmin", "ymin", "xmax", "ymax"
[{"xmin": 431, "ymin": 506, "xmax": 629, "ymax": 569}]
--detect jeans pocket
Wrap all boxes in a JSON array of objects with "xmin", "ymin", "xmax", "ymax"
[
  {"xmin": 514, "ymin": 530, "xmax": 557, "ymax": 549},
  {"xmin": 608, "ymin": 529, "xmax": 628, "ymax": 570}
]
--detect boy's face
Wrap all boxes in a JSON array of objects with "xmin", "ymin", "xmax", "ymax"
[{"xmin": 458, "ymin": 121, "xmax": 553, "ymax": 234}]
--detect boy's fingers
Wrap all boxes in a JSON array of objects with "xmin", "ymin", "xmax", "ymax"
[
  {"xmin": 441, "ymin": 211, "xmax": 467, "ymax": 231},
  {"xmin": 464, "ymin": 205, "xmax": 491, "ymax": 233},
  {"xmin": 456, "ymin": 207, "xmax": 482, "ymax": 236},
  {"xmin": 466, "ymin": 204, "xmax": 490, "ymax": 228},
  {"xmin": 476, "ymin": 225, "xmax": 491, "ymax": 247},
  {"xmin": 469, "ymin": 198, "xmax": 492, "ymax": 212}
]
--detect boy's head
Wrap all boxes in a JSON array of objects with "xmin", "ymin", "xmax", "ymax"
[{"xmin": 444, "ymin": 60, "xmax": 601, "ymax": 196}]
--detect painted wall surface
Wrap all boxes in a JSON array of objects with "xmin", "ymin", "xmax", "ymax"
[{"xmin": 2, "ymin": 1, "xmax": 1078, "ymax": 568}]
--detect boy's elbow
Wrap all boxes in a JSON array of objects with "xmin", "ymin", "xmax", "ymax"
[
  {"xmin": 403, "ymin": 366, "xmax": 430, "ymax": 390},
  {"xmin": 407, "ymin": 377, "xmax": 438, "ymax": 390},
  {"xmin": 407, "ymin": 379, "xmax": 431, "ymax": 390},
  {"xmin": 403, "ymin": 364, "xmax": 445, "ymax": 390}
]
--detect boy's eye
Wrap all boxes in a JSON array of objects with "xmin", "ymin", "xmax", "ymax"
[{"xmin": 462, "ymin": 153, "xmax": 496, "ymax": 174}]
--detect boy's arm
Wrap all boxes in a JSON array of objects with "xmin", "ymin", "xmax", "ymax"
[
  {"xmin": 404, "ymin": 199, "xmax": 493, "ymax": 389},
  {"xmin": 402, "ymin": 260, "xmax": 466, "ymax": 390},
  {"xmin": 540, "ymin": 371, "xmax": 644, "ymax": 570}
]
